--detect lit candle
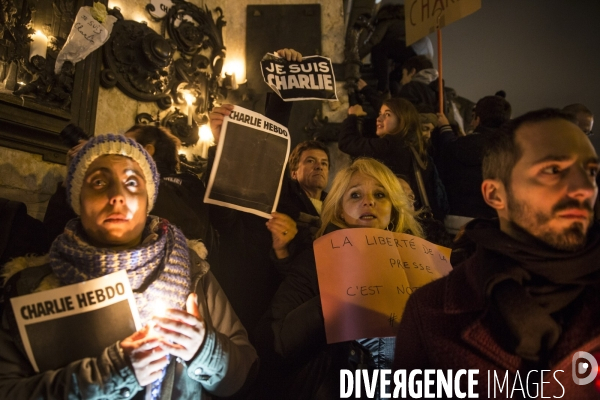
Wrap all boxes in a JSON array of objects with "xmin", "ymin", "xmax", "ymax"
[
  {"xmin": 184, "ymin": 93, "xmax": 195, "ymax": 126},
  {"xmin": 29, "ymin": 31, "xmax": 48, "ymax": 60},
  {"xmin": 149, "ymin": 300, "xmax": 167, "ymax": 337},
  {"xmin": 198, "ymin": 124, "xmax": 214, "ymax": 159}
]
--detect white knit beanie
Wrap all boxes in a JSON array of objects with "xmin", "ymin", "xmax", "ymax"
[{"xmin": 66, "ymin": 133, "xmax": 160, "ymax": 215}]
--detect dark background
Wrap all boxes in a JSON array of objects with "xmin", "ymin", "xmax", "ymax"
[{"xmin": 425, "ymin": 0, "xmax": 600, "ymax": 150}]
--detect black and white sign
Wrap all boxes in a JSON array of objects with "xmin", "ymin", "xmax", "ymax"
[
  {"xmin": 204, "ymin": 106, "xmax": 290, "ymax": 218},
  {"xmin": 10, "ymin": 271, "xmax": 141, "ymax": 372},
  {"xmin": 147, "ymin": 0, "xmax": 174, "ymax": 19},
  {"xmin": 261, "ymin": 53, "xmax": 338, "ymax": 102}
]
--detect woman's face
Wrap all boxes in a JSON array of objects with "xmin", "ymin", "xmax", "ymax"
[
  {"xmin": 341, "ymin": 172, "xmax": 393, "ymax": 230},
  {"xmin": 376, "ymin": 105, "xmax": 400, "ymax": 137},
  {"xmin": 79, "ymin": 155, "xmax": 148, "ymax": 250},
  {"xmin": 421, "ymin": 122, "xmax": 434, "ymax": 141}
]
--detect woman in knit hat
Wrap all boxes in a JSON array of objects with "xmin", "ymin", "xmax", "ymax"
[{"xmin": 0, "ymin": 134, "xmax": 257, "ymax": 399}]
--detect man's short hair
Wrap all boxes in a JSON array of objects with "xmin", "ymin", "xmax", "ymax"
[
  {"xmin": 401, "ymin": 55, "xmax": 433, "ymax": 73},
  {"xmin": 562, "ymin": 103, "xmax": 593, "ymax": 118},
  {"xmin": 474, "ymin": 95, "xmax": 512, "ymax": 129},
  {"xmin": 288, "ymin": 140, "xmax": 330, "ymax": 176},
  {"xmin": 482, "ymin": 108, "xmax": 575, "ymax": 187}
]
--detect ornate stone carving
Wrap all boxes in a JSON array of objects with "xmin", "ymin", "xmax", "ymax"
[
  {"xmin": 0, "ymin": 0, "xmax": 81, "ymax": 110},
  {"xmin": 100, "ymin": 17, "xmax": 174, "ymax": 109},
  {"xmin": 0, "ymin": 0, "xmax": 34, "ymax": 71},
  {"xmin": 101, "ymin": 1, "xmax": 226, "ymax": 122}
]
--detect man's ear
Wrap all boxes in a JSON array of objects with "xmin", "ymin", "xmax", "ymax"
[
  {"xmin": 472, "ymin": 116, "xmax": 481, "ymax": 129},
  {"xmin": 144, "ymin": 143, "xmax": 155, "ymax": 157},
  {"xmin": 290, "ymin": 170, "xmax": 297, "ymax": 180},
  {"xmin": 482, "ymin": 179, "xmax": 507, "ymax": 211}
]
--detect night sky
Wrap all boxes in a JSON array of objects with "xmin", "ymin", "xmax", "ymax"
[{"xmin": 425, "ymin": 0, "xmax": 600, "ymax": 150}]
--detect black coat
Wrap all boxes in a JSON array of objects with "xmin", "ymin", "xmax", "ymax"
[
  {"xmin": 277, "ymin": 177, "xmax": 326, "ymax": 261},
  {"xmin": 206, "ymin": 93, "xmax": 295, "ymax": 335},
  {"xmin": 394, "ymin": 226, "xmax": 600, "ymax": 399},
  {"xmin": 254, "ymin": 245, "xmax": 379, "ymax": 400},
  {"xmin": 433, "ymin": 127, "xmax": 498, "ymax": 219}
]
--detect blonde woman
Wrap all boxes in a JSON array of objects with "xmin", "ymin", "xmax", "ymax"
[{"xmin": 255, "ymin": 158, "xmax": 423, "ymax": 399}]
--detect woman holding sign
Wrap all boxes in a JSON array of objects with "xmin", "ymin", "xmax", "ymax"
[
  {"xmin": 0, "ymin": 134, "xmax": 256, "ymax": 399},
  {"xmin": 256, "ymin": 158, "xmax": 423, "ymax": 399},
  {"xmin": 338, "ymin": 98, "xmax": 448, "ymax": 222}
]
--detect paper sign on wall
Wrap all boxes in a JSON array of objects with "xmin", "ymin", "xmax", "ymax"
[{"xmin": 314, "ymin": 227, "xmax": 452, "ymax": 344}]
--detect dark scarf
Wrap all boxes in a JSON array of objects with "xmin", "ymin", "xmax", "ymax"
[{"xmin": 463, "ymin": 219, "xmax": 600, "ymax": 362}]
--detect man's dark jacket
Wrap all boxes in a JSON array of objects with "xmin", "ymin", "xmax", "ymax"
[{"xmin": 393, "ymin": 221, "xmax": 600, "ymax": 399}]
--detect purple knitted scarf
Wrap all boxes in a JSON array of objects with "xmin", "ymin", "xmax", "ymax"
[{"xmin": 49, "ymin": 216, "xmax": 191, "ymax": 325}]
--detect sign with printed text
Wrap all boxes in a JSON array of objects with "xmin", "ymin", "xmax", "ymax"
[
  {"xmin": 261, "ymin": 53, "xmax": 338, "ymax": 102},
  {"xmin": 10, "ymin": 270, "xmax": 141, "ymax": 372},
  {"xmin": 405, "ymin": 0, "xmax": 481, "ymax": 45},
  {"xmin": 147, "ymin": 0, "xmax": 174, "ymax": 19},
  {"xmin": 314, "ymin": 228, "xmax": 452, "ymax": 343},
  {"xmin": 204, "ymin": 106, "xmax": 291, "ymax": 218}
]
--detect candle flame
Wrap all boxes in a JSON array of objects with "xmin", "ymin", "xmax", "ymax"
[
  {"xmin": 153, "ymin": 300, "xmax": 167, "ymax": 317},
  {"xmin": 199, "ymin": 125, "xmax": 214, "ymax": 143},
  {"xmin": 184, "ymin": 92, "xmax": 195, "ymax": 105}
]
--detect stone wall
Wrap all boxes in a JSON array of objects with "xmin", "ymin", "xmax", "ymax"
[
  {"xmin": 0, "ymin": 0, "xmax": 348, "ymax": 220},
  {"xmin": 0, "ymin": 147, "xmax": 65, "ymax": 221}
]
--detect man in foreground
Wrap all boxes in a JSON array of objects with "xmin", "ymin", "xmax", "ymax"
[{"xmin": 394, "ymin": 108, "xmax": 600, "ymax": 398}]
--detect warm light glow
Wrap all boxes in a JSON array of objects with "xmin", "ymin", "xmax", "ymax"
[
  {"xmin": 132, "ymin": 13, "xmax": 147, "ymax": 24},
  {"xmin": 147, "ymin": 300, "xmax": 167, "ymax": 335},
  {"xmin": 223, "ymin": 59, "xmax": 245, "ymax": 82},
  {"xmin": 29, "ymin": 31, "xmax": 48, "ymax": 60},
  {"xmin": 184, "ymin": 92, "xmax": 195, "ymax": 105},
  {"xmin": 153, "ymin": 301, "xmax": 167, "ymax": 317},
  {"xmin": 108, "ymin": 1, "xmax": 122, "ymax": 11},
  {"xmin": 199, "ymin": 124, "xmax": 214, "ymax": 144}
]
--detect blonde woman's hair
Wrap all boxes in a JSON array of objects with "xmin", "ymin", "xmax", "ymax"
[{"xmin": 316, "ymin": 158, "xmax": 424, "ymax": 238}]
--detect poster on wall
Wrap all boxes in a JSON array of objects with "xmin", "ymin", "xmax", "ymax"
[
  {"xmin": 261, "ymin": 53, "xmax": 338, "ymax": 102},
  {"xmin": 204, "ymin": 106, "xmax": 291, "ymax": 218}
]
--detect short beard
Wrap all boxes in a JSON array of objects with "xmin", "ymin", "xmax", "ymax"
[
  {"xmin": 509, "ymin": 219, "xmax": 587, "ymax": 251},
  {"xmin": 507, "ymin": 190, "xmax": 592, "ymax": 252}
]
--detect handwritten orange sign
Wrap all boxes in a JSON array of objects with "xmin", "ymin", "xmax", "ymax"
[{"xmin": 314, "ymin": 228, "xmax": 452, "ymax": 344}]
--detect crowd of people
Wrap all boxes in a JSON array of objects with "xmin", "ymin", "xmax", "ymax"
[{"xmin": 0, "ymin": 36, "xmax": 598, "ymax": 400}]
